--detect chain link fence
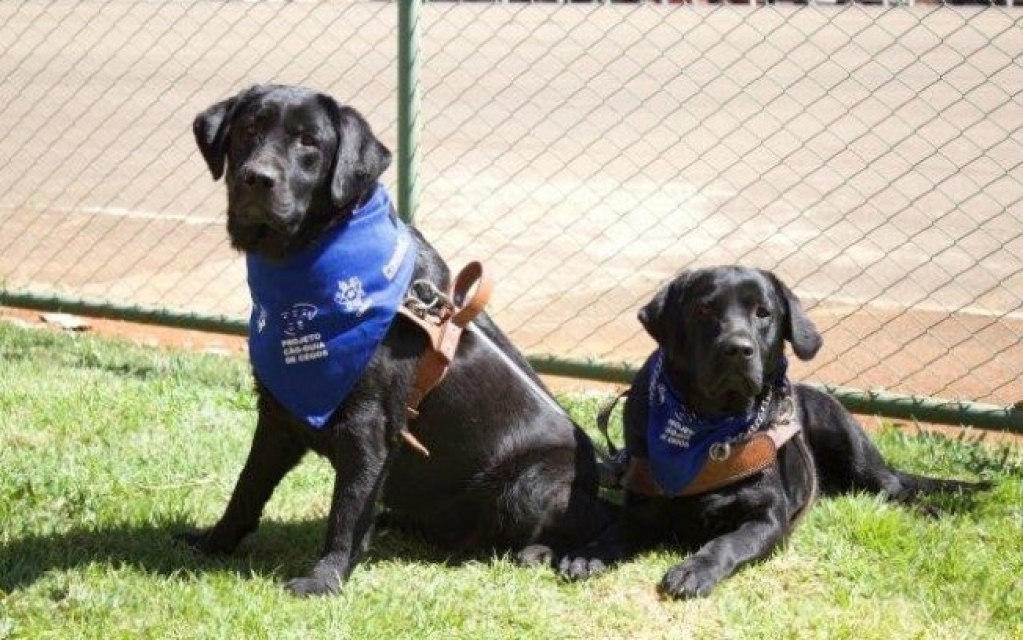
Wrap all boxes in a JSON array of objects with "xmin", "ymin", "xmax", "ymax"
[{"xmin": 1, "ymin": 1, "xmax": 1021, "ymax": 423}]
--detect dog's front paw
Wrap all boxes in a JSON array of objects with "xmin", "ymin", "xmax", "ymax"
[
  {"xmin": 658, "ymin": 557, "xmax": 721, "ymax": 600},
  {"xmin": 285, "ymin": 561, "xmax": 344, "ymax": 597},
  {"xmin": 174, "ymin": 529, "xmax": 235, "ymax": 556},
  {"xmin": 285, "ymin": 575, "xmax": 341, "ymax": 597}
]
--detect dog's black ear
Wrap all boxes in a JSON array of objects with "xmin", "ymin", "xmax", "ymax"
[
  {"xmin": 638, "ymin": 273, "xmax": 688, "ymax": 346},
  {"xmin": 767, "ymin": 272, "xmax": 822, "ymax": 361},
  {"xmin": 193, "ymin": 95, "xmax": 239, "ymax": 181},
  {"xmin": 328, "ymin": 103, "xmax": 392, "ymax": 208}
]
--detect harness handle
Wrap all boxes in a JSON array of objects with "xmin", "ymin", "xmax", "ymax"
[
  {"xmin": 450, "ymin": 260, "xmax": 493, "ymax": 328},
  {"xmin": 396, "ymin": 261, "xmax": 494, "ymax": 456}
]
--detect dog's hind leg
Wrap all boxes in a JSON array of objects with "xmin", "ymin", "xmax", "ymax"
[
  {"xmin": 490, "ymin": 444, "xmax": 613, "ymax": 567},
  {"xmin": 179, "ymin": 412, "xmax": 308, "ymax": 554},
  {"xmin": 799, "ymin": 385, "xmax": 988, "ymax": 505}
]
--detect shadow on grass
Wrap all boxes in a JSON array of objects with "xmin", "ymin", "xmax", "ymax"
[{"xmin": 0, "ymin": 516, "xmax": 478, "ymax": 593}]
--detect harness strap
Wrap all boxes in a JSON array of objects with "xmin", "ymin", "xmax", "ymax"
[
  {"xmin": 624, "ymin": 415, "xmax": 803, "ymax": 497},
  {"xmin": 596, "ymin": 389, "xmax": 628, "ymax": 457},
  {"xmin": 395, "ymin": 261, "xmax": 494, "ymax": 456},
  {"xmin": 595, "ymin": 389, "xmax": 629, "ymax": 487},
  {"xmin": 788, "ymin": 430, "xmax": 818, "ymax": 528}
]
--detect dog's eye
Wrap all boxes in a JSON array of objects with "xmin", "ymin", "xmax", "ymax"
[
  {"xmin": 755, "ymin": 306, "xmax": 772, "ymax": 319},
  {"xmin": 299, "ymin": 133, "xmax": 318, "ymax": 147},
  {"xmin": 695, "ymin": 302, "xmax": 713, "ymax": 318}
]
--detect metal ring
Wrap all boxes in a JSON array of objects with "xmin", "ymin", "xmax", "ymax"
[
  {"xmin": 409, "ymin": 279, "xmax": 444, "ymax": 310},
  {"xmin": 709, "ymin": 442, "xmax": 731, "ymax": 461}
]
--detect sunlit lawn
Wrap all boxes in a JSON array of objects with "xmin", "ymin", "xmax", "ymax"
[{"xmin": 1, "ymin": 321, "xmax": 1020, "ymax": 639}]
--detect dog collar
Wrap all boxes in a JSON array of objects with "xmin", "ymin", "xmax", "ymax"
[
  {"xmin": 246, "ymin": 184, "xmax": 417, "ymax": 428},
  {"xmin": 644, "ymin": 349, "xmax": 788, "ymax": 495}
]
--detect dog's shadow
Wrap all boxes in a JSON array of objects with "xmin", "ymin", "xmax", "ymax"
[{"xmin": 0, "ymin": 517, "xmax": 474, "ymax": 593}]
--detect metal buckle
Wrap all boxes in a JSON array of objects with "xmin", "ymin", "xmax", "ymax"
[
  {"xmin": 776, "ymin": 394, "xmax": 795, "ymax": 425},
  {"xmin": 404, "ymin": 279, "xmax": 452, "ymax": 319}
]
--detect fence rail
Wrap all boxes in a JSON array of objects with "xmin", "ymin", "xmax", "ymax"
[{"xmin": 1, "ymin": 1, "xmax": 1021, "ymax": 429}]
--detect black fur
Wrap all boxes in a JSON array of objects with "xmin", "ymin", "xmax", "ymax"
[
  {"xmin": 560, "ymin": 265, "xmax": 988, "ymax": 599},
  {"xmin": 181, "ymin": 84, "xmax": 611, "ymax": 596}
]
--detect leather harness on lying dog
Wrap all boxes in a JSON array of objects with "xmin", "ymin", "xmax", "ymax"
[
  {"xmin": 598, "ymin": 382, "xmax": 818, "ymax": 521},
  {"xmin": 624, "ymin": 405, "xmax": 806, "ymax": 496},
  {"xmin": 395, "ymin": 261, "xmax": 494, "ymax": 457}
]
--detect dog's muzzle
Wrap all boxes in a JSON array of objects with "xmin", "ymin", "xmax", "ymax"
[{"xmin": 709, "ymin": 333, "xmax": 765, "ymax": 397}]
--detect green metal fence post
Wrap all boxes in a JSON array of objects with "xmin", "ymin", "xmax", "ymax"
[{"xmin": 397, "ymin": 0, "xmax": 421, "ymax": 225}]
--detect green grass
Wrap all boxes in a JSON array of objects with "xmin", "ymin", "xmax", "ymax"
[{"xmin": 1, "ymin": 321, "xmax": 1021, "ymax": 639}]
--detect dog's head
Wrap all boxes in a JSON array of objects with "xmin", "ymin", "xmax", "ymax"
[
  {"xmin": 193, "ymin": 84, "xmax": 392, "ymax": 260},
  {"xmin": 638, "ymin": 266, "xmax": 822, "ymax": 417}
]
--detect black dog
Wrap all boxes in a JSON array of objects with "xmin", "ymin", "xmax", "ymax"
[
  {"xmin": 561, "ymin": 265, "xmax": 987, "ymax": 598},
  {"xmin": 182, "ymin": 84, "xmax": 611, "ymax": 596}
]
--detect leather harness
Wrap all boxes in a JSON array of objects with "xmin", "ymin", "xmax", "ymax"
[
  {"xmin": 624, "ymin": 419, "xmax": 802, "ymax": 496},
  {"xmin": 394, "ymin": 260, "xmax": 494, "ymax": 457},
  {"xmin": 390, "ymin": 265, "xmax": 818, "ymax": 524},
  {"xmin": 599, "ymin": 386, "xmax": 819, "ymax": 521}
]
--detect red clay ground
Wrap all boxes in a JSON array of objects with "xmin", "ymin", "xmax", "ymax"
[{"xmin": 4, "ymin": 305, "xmax": 1019, "ymax": 447}]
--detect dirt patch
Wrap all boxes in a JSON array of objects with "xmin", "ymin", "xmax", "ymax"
[
  {"xmin": 4, "ymin": 305, "xmax": 1019, "ymax": 448},
  {"xmin": 1, "ymin": 305, "xmax": 246, "ymax": 356}
]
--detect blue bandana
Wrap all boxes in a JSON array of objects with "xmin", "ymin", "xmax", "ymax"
[
  {"xmin": 246, "ymin": 185, "xmax": 417, "ymax": 428},
  {"xmin": 645, "ymin": 350, "xmax": 784, "ymax": 495}
]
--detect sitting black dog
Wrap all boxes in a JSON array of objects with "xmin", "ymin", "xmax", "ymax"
[
  {"xmin": 181, "ymin": 84, "xmax": 611, "ymax": 596},
  {"xmin": 561, "ymin": 265, "xmax": 988, "ymax": 599}
]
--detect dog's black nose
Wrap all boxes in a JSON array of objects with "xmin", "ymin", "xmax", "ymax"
[
  {"xmin": 240, "ymin": 165, "xmax": 279, "ymax": 191},
  {"xmin": 721, "ymin": 336, "xmax": 755, "ymax": 361}
]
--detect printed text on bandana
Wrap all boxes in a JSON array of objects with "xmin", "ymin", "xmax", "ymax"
[
  {"xmin": 282, "ymin": 331, "xmax": 327, "ymax": 365},
  {"xmin": 660, "ymin": 417, "xmax": 696, "ymax": 448},
  {"xmin": 262, "ymin": 275, "xmax": 378, "ymax": 366},
  {"xmin": 652, "ymin": 379, "xmax": 696, "ymax": 449}
]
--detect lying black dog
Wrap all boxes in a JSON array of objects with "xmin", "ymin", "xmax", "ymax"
[
  {"xmin": 561, "ymin": 265, "xmax": 988, "ymax": 598},
  {"xmin": 181, "ymin": 84, "xmax": 611, "ymax": 596}
]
